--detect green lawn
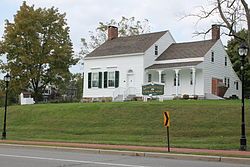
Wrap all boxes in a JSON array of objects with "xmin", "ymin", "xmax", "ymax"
[{"xmin": 0, "ymin": 100, "xmax": 249, "ymax": 150}]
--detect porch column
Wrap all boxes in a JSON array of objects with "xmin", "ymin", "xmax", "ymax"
[
  {"xmin": 157, "ymin": 70, "xmax": 163, "ymax": 83},
  {"xmin": 145, "ymin": 70, "xmax": 148, "ymax": 83},
  {"xmin": 191, "ymin": 68, "xmax": 196, "ymax": 95},
  {"xmin": 174, "ymin": 69, "xmax": 180, "ymax": 96}
]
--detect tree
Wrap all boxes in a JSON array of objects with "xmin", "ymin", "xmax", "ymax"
[
  {"xmin": 0, "ymin": 2, "xmax": 77, "ymax": 101},
  {"xmin": 186, "ymin": 0, "xmax": 249, "ymax": 55},
  {"xmin": 71, "ymin": 73, "xmax": 83, "ymax": 100},
  {"xmin": 56, "ymin": 72, "xmax": 83, "ymax": 101},
  {"xmin": 80, "ymin": 16, "xmax": 150, "ymax": 58},
  {"xmin": 227, "ymin": 29, "xmax": 250, "ymax": 95}
]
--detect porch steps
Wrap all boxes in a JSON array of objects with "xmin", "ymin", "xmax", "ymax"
[
  {"xmin": 124, "ymin": 95, "xmax": 136, "ymax": 101},
  {"xmin": 113, "ymin": 95, "xmax": 124, "ymax": 102}
]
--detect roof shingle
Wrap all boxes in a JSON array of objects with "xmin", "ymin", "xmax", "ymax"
[
  {"xmin": 155, "ymin": 40, "xmax": 217, "ymax": 61},
  {"xmin": 85, "ymin": 31, "xmax": 167, "ymax": 58}
]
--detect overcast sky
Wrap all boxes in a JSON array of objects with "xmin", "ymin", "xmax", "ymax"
[{"xmin": 0, "ymin": 0, "xmax": 228, "ymax": 74}]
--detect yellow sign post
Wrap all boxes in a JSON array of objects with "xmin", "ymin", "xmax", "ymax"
[
  {"xmin": 163, "ymin": 112, "xmax": 170, "ymax": 127},
  {"xmin": 163, "ymin": 112, "xmax": 170, "ymax": 152}
]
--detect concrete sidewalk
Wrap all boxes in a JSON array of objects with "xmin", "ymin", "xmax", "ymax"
[{"xmin": 0, "ymin": 140, "xmax": 250, "ymax": 164}]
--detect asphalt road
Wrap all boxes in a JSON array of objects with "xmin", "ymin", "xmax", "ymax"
[{"xmin": 0, "ymin": 145, "xmax": 248, "ymax": 167}]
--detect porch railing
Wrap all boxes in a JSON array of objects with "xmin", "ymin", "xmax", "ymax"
[{"xmin": 112, "ymin": 87, "xmax": 125, "ymax": 101}]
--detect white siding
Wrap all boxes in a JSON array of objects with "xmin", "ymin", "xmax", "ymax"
[
  {"xmin": 203, "ymin": 40, "xmax": 241, "ymax": 98},
  {"xmin": 178, "ymin": 69, "xmax": 204, "ymax": 95},
  {"xmin": 143, "ymin": 31, "xmax": 175, "ymax": 84},
  {"xmin": 144, "ymin": 31, "xmax": 175, "ymax": 71},
  {"xmin": 83, "ymin": 55, "xmax": 144, "ymax": 97},
  {"xmin": 146, "ymin": 68, "xmax": 204, "ymax": 96}
]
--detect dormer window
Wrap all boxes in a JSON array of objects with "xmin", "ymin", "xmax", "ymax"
[
  {"xmin": 211, "ymin": 51, "xmax": 214, "ymax": 62},
  {"xmin": 155, "ymin": 45, "xmax": 158, "ymax": 55}
]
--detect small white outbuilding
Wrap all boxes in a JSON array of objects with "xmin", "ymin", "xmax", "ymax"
[{"xmin": 20, "ymin": 92, "xmax": 35, "ymax": 105}]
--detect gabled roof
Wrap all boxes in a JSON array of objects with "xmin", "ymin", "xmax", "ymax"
[
  {"xmin": 155, "ymin": 40, "xmax": 217, "ymax": 61},
  {"xmin": 146, "ymin": 61, "xmax": 202, "ymax": 70},
  {"xmin": 85, "ymin": 31, "xmax": 167, "ymax": 58}
]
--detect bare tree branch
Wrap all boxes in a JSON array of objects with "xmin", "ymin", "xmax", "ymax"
[
  {"xmin": 240, "ymin": 0, "xmax": 250, "ymax": 45},
  {"xmin": 183, "ymin": 0, "xmax": 249, "ymax": 45},
  {"xmin": 228, "ymin": 0, "xmax": 236, "ymax": 8}
]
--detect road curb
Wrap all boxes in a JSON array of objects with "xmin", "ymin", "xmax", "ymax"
[
  {"xmin": 0, "ymin": 143, "xmax": 249, "ymax": 165},
  {"xmin": 221, "ymin": 156, "xmax": 250, "ymax": 165},
  {"xmin": 144, "ymin": 152, "xmax": 221, "ymax": 162}
]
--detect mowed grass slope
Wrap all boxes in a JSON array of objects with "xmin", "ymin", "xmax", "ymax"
[{"xmin": 1, "ymin": 100, "xmax": 249, "ymax": 150}]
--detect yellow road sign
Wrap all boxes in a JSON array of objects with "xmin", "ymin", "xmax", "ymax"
[{"xmin": 163, "ymin": 112, "xmax": 170, "ymax": 127}]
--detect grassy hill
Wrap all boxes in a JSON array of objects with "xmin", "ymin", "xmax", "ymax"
[{"xmin": 1, "ymin": 100, "xmax": 249, "ymax": 150}]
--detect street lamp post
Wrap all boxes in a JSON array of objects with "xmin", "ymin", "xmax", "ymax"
[
  {"xmin": 2, "ymin": 73, "xmax": 11, "ymax": 140},
  {"xmin": 239, "ymin": 43, "xmax": 249, "ymax": 151}
]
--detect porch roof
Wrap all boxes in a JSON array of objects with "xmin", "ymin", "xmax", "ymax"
[{"xmin": 146, "ymin": 61, "xmax": 202, "ymax": 70}]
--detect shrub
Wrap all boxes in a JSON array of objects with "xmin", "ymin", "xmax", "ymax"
[{"xmin": 182, "ymin": 94, "xmax": 189, "ymax": 100}]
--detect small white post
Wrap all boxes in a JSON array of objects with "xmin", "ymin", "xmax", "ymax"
[
  {"xmin": 158, "ymin": 70, "xmax": 163, "ymax": 83},
  {"xmin": 191, "ymin": 68, "xmax": 196, "ymax": 96}
]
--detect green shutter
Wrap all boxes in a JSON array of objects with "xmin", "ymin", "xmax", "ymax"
[
  {"xmin": 98, "ymin": 72, "xmax": 102, "ymax": 88},
  {"xmin": 104, "ymin": 72, "xmax": 108, "ymax": 88},
  {"xmin": 88, "ymin": 72, "xmax": 92, "ymax": 89},
  {"xmin": 115, "ymin": 71, "xmax": 119, "ymax": 88}
]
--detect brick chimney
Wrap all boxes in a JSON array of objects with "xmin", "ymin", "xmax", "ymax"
[
  {"xmin": 211, "ymin": 24, "xmax": 220, "ymax": 40},
  {"xmin": 108, "ymin": 26, "xmax": 118, "ymax": 40}
]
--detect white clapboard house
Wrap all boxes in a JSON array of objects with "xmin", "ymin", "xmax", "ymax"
[{"xmin": 83, "ymin": 25, "xmax": 241, "ymax": 101}]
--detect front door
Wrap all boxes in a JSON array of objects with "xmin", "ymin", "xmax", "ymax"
[{"xmin": 127, "ymin": 74, "xmax": 134, "ymax": 87}]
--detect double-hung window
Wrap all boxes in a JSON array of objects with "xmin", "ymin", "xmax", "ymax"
[
  {"xmin": 155, "ymin": 45, "xmax": 158, "ymax": 56},
  {"xmin": 148, "ymin": 74, "xmax": 152, "ymax": 82},
  {"xmin": 161, "ymin": 73, "xmax": 166, "ymax": 83},
  {"xmin": 235, "ymin": 81, "xmax": 239, "ymax": 90},
  {"xmin": 190, "ymin": 71, "xmax": 193, "ymax": 85},
  {"xmin": 174, "ymin": 73, "xmax": 180, "ymax": 86},
  {"xmin": 224, "ymin": 77, "xmax": 230, "ymax": 87},
  {"xmin": 108, "ymin": 71, "xmax": 115, "ymax": 87},
  {"xmin": 211, "ymin": 51, "xmax": 214, "ymax": 62},
  {"xmin": 92, "ymin": 72, "xmax": 99, "ymax": 87}
]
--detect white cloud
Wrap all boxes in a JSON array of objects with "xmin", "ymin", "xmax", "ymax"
[{"xmin": 1, "ymin": 0, "xmax": 230, "ymax": 74}]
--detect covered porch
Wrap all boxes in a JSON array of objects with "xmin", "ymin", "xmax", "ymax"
[{"xmin": 145, "ymin": 61, "xmax": 203, "ymax": 98}]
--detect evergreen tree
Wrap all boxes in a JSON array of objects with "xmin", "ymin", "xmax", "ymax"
[{"xmin": 227, "ymin": 29, "xmax": 250, "ymax": 96}]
